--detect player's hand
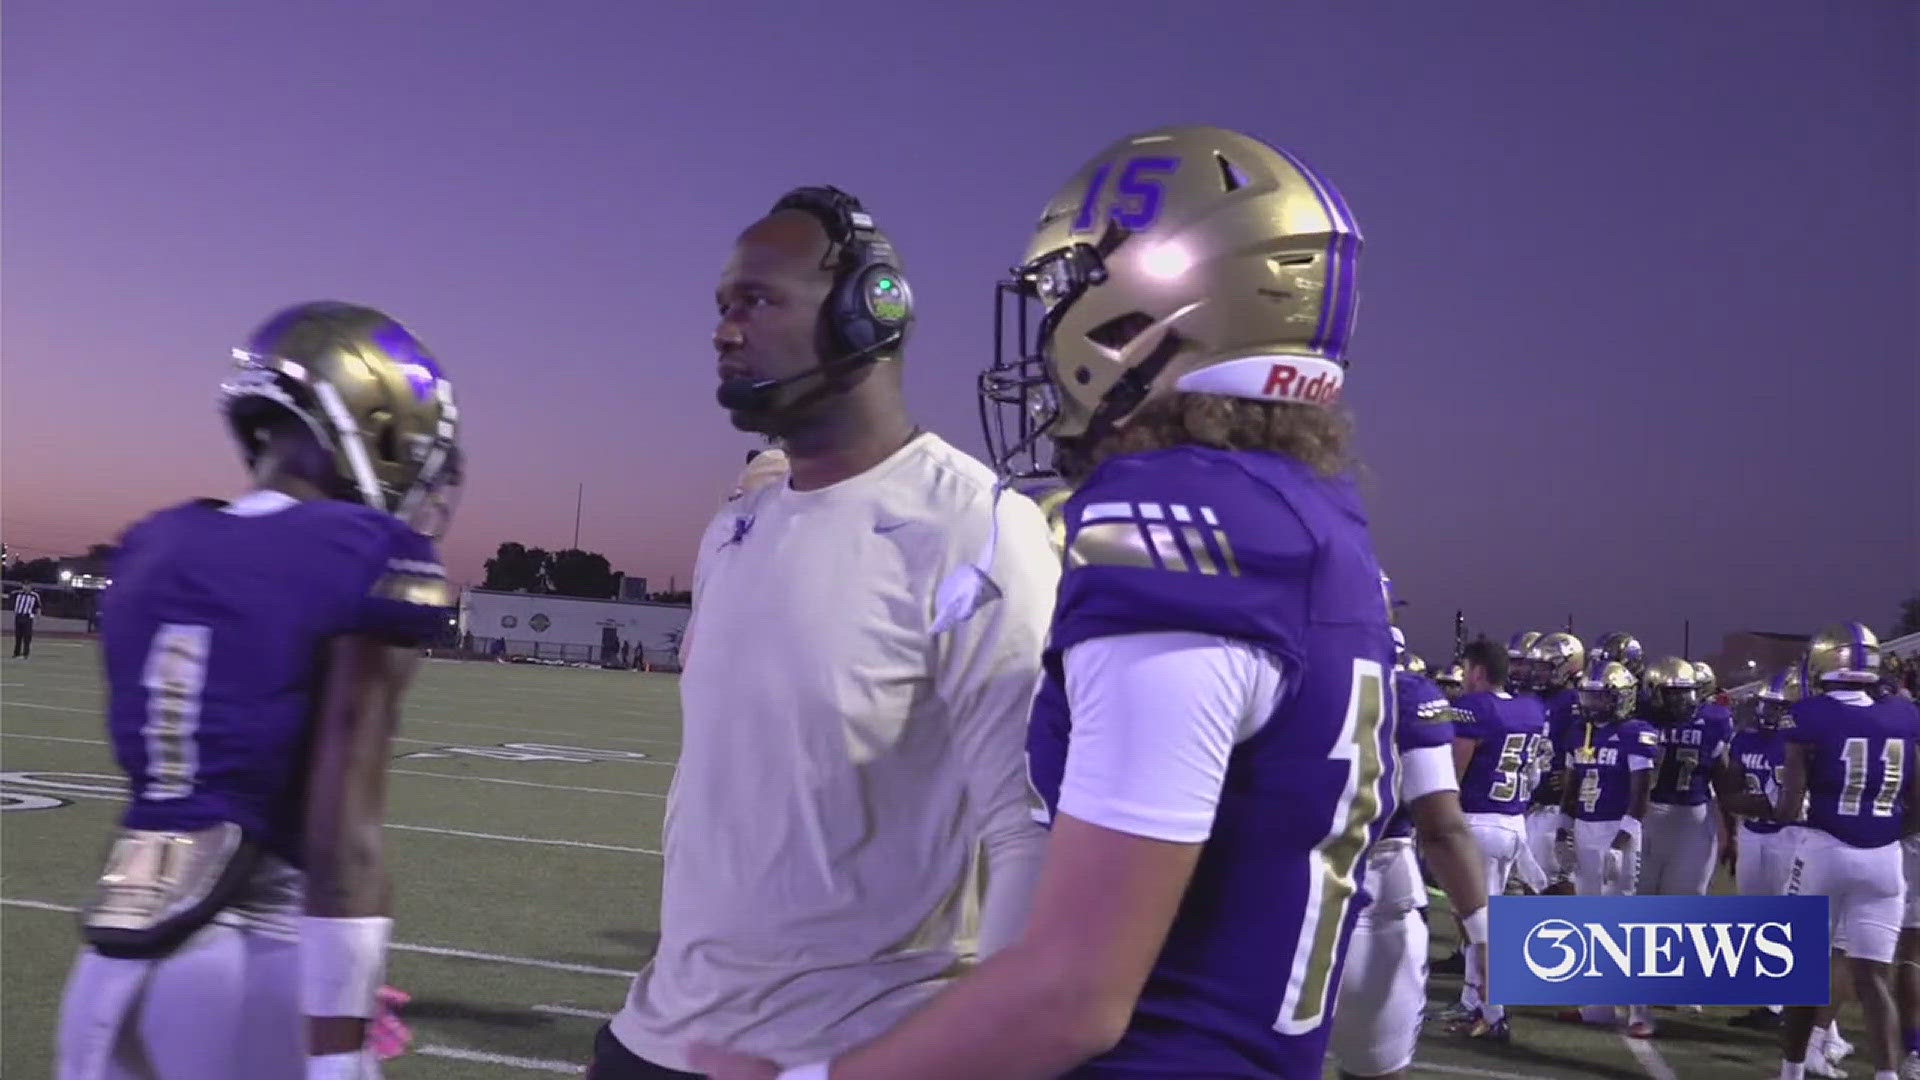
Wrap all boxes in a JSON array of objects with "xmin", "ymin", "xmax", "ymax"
[
  {"xmin": 687, "ymin": 1044, "xmax": 783, "ymax": 1080},
  {"xmin": 1721, "ymin": 836, "xmax": 1738, "ymax": 875},
  {"xmin": 368, "ymin": 986, "xmax": 412, "ymax": 1060},
  {"xmin": 1602, "ymin": 847, "xmax": 1623, "ymax": 888}
]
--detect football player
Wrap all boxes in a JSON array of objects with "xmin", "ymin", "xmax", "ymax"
[
  {"xmin": 1639, "ymin": 657, "xmax": 1733, "ymax": 897},
  {"xmin": 1777, "ymin": 623, "xmax": 1920, "ymax": 1080},
  {"xmin": 1594, "ymin": 631, "xmax": 1647, "ymax": 678},
  {"xmin": 1505, "ymin": 631, "xmax": 1542, "ymax": 695},
  {"xmin": 1522, "ymin": 632, "xmax": 1585, "ymax": 895},
  {"xmin": 1443, "ymin": 636, "xmax": 1549, "ymax": 1032},
  {"xmin": 694, "ymin": 123, "xmax": 1390, "ymax": 1080},
  {"xmin": 55, "ymin": 302, "xmax": 462, "ymax": 1080},
  {"xmin": 1331, "ymin": 622, "xmax": 1493, "ymax": 1074},
  {"xmin": 1725, "ymin": 669, "xmax": 1801, "ymax": 1032},
  {"xmin": 1555, "ymin": 660, "xmax": 1660, "ymax": 1034},
  {"xmin": 1433, "ymin": 661, "xmax": 1466, "ymax": 702}
]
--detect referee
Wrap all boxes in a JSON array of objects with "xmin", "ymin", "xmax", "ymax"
[{"xmin": 11, "ymin": 584, "xmax": 40, "ymax": 658}]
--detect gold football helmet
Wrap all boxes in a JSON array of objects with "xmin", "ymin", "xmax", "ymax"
[
  {"xmin": 1642, "ymin": 656, "xmax": 1700, "ymax": 725},
  {"xmin": 1594, "ymin": 631, "xmax": 1646, "ymax": 676},
  {"xmin": 980, "ymin": 125, "xmax": 1362, "ymax": 477},
  {"xmin": 1404, "ymin": 652, "xmax": 1428, "ymax": 676},
  {"xmin": 1804, "ymin": 622, "xmax": 1882, "ymax": 687},
  {"xmin": 1754, "ymin": 666, "xmax": 1803, "ymax": 729},
  {"xmin": 1506, "ymin": 631, "xmax": 1542, "ymax": 690},
  {"xmin": 1578, "ymin": 660, "xmax": 1638, "ymax": 722},
  {"xmin": 223, "ymin": 301, "xmax": 462, "ymax": 537},
  {"xmin": 1525, "ymin": 632, "xmax": 1587, "ymax": 692},
  {"xmin": 1434, "ymin": 662, "xmax": 1466, "ymax": 700},
  {"xmin": 1691, "ymin": 661, "xmax": 1717, "ymax": 696}
]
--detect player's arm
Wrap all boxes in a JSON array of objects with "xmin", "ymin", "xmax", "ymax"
[
  {"xmin": 1407, "ymin": 757, "xmax": 1489, "ymax": 979},
  {"xmin": 1774, "ymin": 743, "xmax": 1809, "ymax": 824},
  {"xmin": 1452, "ymin": 729, "xmax": 1479, "ymax": 781},
  {"xmin": 302, "ymin": 634, "xmax": 419, "ymax": 1065},
  {"xmin": 1616, "ymin": 739, "xmax": 1658, "ymax": 852},
  {"xmin": 1902, "ymin": 740, "xmax": 1920, "ymax": 838},
  {"xmin": 699, "ymin": 634, "xmax": 1262, "ymax": 1080},
  {"xmin": 935, "ymin": 494, "xmax": 1058, "ymax": 956},
  {"xmin": 1711, "ymin": 757, "xmax": 1769, "ymax": 818}
]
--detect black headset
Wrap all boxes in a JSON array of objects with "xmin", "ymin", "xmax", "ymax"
[{"xmin": 769, "ymin": 185, "xmax": 914, "ymax": 358}]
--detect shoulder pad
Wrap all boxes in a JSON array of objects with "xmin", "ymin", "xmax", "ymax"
[{"xmin": 1047, "ymin": 449, "xmax": 1316, "ymax": 659}]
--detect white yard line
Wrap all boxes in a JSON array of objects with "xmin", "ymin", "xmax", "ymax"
[
  {"xmin": 1622, "ymin": 1034, "xmax": 1679, "ymax": 1080},
  {"xmin": 1, "ymin": 700, "xmax": 680, "ymax": 766},
  {"xmin": 415, "ymin": 1045, "xmax": 585, "ymax": 1075},
  {"xmin": 386, "ymin": 823, "xmax": 658, "ymax": 855},
  {"xmin": 0, "ymin": 771, "xmax": 661, "ymax": 855},
  {"xmin": 390, "ymin": 769, "xmax": 665, "ymax": 799},
  {"xmin": 0, "ymin": 897, "xmax": 636, "ymax": 979},
  {"xmin": 532, "ymin": 1003, "xmax": 615, "ymax": 1020},
  {"xmin": 1411, "ymin": 1063, "xmax": 1565, "ymax": 1080}
]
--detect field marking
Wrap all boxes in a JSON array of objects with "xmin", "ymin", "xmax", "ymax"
[
  {"xmin": 1622, "ymin": 1034, "xmax": 1678, "ymax": 1080},
  {"xmin": 387, "ymin": 823, "xmax": 659, "ymax": 855},
  {"xmin": 390, "ymin": 769, "xmax": 666, "ymax": 799},
  {"xmin": 0, "ymin": 732, "xmax": 674, "ymax": 799},
  {"xmin": 415, "ymin": 1044, "xmax": 584, "ymax": 1074},
  {"xmin": 0, "ymin": 772, "xmax": 662, "ymax": 855},
  {"xmin": 533, "ymin": 1003, "xmax": 615, "ymax": 1020},
  {"xmin": 0, "ymin": 897, "xmax": 636, "ymax": 979},
  {"xmin": 1, "ymin": 700, "xmax": 681, "ymax": 766},
  {"xmin": 1411, "ymin": 1064, "xmax": 1562, "ymax": 1080},
  {"xmin": 8, "ymin": 673, "xmax": 683, "ymax": 748}
]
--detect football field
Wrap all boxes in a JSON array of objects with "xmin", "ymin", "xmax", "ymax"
[{"xmin": 3, "ymin": 642, "xmax": 1801, "ymax": 1078}]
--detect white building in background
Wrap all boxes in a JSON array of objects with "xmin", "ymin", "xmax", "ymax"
[{"xmin": 459, "ymin": 588, "xmax": 690, "ymax": 666}]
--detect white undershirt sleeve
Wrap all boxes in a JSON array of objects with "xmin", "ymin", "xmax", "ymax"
[
  {"xmin": 1399, "ymin": 744, "xmax": 1460, "ymax": 803},
  {"xmin": 1058, "ymin": 631, "xmax": 1287, "ymax": 844}
]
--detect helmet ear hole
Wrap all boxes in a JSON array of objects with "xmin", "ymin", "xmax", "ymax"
[
  {"xmin": 376, "ymin": 422, "xmax": 398, "ymax": 464},
  {"xmin": 1086, "ymin": 311, "xmax": 1154, "ymax": 351},
  {"xmin": 1214, "ymin": 152, "xmax": 1247, "ymax": 192}
]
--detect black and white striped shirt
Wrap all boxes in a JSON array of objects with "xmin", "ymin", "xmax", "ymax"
[{"xmin": 12, "ymin": 591, "xmax": 39, "ymax": 618}]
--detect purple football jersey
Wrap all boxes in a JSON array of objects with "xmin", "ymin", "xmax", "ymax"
[
  {"xmin": 1025, "ymin": 446, "xmax": 1395, "ymax": 1078},
  {"xmin": 1786, "ymin": 693, "xmax": 1920, "ymax": 849},
  {"xmin": 1730, "ymin": 727, "xmax": 1788, "ymax": 836},
  {"xmin": 1529, "ymin": 688, "xmax": 1582, "ymax": 807},
  {"xmin": 1564, "ymin": 718, "xmax": 1661, "ymax": 822},
  {"xmin": 1452, "ymin": 691, "xmax": 1548, "ymax": 815},
  {"xmin": 100, "ymin": 497, "xmax": 451, "ymax": 866},
  {"xmin": 1649, "ymin": 708, "xmax": 1734, "ymax": 806},
  {"xmin": 1381, "ymin": 670, "xmax": 1460, "ymax": 839}
]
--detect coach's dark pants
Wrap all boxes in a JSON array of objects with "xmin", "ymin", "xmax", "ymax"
[
  {"xmin": 588, "ymin": 1024, "xmax": 703, "ymax": 1079},
  {"xmin": 11, "ymin": 615, "xmax": 31, "ymax": 657}
]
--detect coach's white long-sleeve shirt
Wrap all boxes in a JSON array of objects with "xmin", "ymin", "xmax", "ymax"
[{"xmin": 610, "ymin": 432, "xmax": 1056, "ymax": 1071}]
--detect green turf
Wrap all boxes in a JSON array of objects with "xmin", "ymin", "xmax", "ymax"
[{"xmin": 0, "ymin": 641, "xmax": 1824, "ymax": 1077}]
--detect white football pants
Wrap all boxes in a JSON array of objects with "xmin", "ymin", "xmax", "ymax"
[{"xmin": 1639, "ymin": 800, "xmax": 1719, "ymax": 897}]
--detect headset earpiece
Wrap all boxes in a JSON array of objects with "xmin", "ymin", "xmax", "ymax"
[{"xmin": 769, "ymin": 186, "xmax": 914, "ymax": 357}]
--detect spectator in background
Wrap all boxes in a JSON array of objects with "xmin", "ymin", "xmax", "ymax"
[{"xmin": 11, "ymin": 584, "xmax": 40, "ymax": 658}]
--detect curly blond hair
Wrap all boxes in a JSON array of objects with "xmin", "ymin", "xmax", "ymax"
[{"xmin": 1059, "ymin": 393, "xmax": 1355, "ymax": 480}]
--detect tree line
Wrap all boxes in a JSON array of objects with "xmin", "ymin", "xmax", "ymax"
[{"xmin": 481, "ymin": 542, "xmax": 689, "ymax": 605}]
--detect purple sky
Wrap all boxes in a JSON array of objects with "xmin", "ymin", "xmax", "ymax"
[{"xmin": 4, "ymin": 1, "xmax": 1914, "ymax": 663}]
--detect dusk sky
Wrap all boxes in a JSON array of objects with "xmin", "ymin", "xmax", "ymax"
[{"xmin": 3, "ymin": 0, "xmax": 1914, "ymax": 663}]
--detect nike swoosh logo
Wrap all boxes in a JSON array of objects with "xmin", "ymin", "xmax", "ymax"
[{"xmin": 873, "ymin": 521, "xmax": 909, "ymax": 534}]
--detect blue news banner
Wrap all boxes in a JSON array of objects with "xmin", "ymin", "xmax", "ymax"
[{"xmin": 1487, "ymin": 894, "xmax": 1830, "ymax": 1006}]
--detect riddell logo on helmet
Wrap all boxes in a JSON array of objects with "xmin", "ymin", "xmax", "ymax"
[{"xmin": 1261, "ymin": 362, "xmax": 1340, "ymax": 405}]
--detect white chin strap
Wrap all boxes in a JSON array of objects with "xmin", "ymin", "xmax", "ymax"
[{"xmin": 1174, "ymin": 355, "xmax": 1345, "ymax": 406}]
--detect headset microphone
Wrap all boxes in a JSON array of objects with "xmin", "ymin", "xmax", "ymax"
[{"xmin": 715, "ymin": 333, "xmax": 900, "ymax": 412}]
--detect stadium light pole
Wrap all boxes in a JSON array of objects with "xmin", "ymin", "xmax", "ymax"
[{"xmin": 573, "ymin": 483, "xmax": 583, "ymax": 550}]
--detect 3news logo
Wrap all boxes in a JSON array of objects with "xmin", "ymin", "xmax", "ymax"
[{"xmin": 1487, "ymin": 895, "xmax": 1830, "ymax": 1006}]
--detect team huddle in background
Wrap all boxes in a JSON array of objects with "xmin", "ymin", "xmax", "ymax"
[
  {"xmin": 38, "ymin": 119, "xmax": 1918, "ymax": 1080},
  {"xmin": 1411, "ymin": 623, "xmax": 1920, "ymax": 1080}
]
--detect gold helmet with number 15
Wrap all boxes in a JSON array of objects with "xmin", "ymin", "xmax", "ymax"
[{"xmin": 980, "ymin": 124, "xmax": 1362, "ymax": 480}]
